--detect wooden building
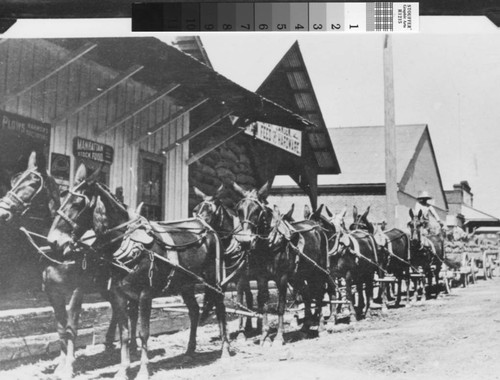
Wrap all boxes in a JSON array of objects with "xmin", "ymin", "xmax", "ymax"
[
  {"xmin": 269, "ymin": 124, "xmax": 448, "ymax": 230},
  {"xmin": 445, "ymin": 181, "xmax": 500, "ymax": 230},
  {"xmin": 0, "ymin": 37, "xmax": 339, "ymax": 291}
]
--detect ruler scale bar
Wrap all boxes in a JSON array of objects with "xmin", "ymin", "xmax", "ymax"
[{"xmin": 132, "ymin": 3, "xmax": 419, "ymax": 32}]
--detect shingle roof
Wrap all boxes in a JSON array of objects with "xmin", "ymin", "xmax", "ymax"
[{"xmin": 322, "ymin": 124, "xmax": 427, "ymax": 185}]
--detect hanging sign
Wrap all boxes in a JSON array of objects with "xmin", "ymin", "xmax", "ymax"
[
  {"xmin": 73, "ymin": 137, "xmax": 114, "ymax": 164},
  {"xmin": 245, "ymin": 121, "xmax": 302, "ymax": 156},
  {"xmin": 0, "ymin": 110, "xmax": 51, "ymax": 143}
]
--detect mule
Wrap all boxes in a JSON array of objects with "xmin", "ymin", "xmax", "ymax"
[
  {"xmin": 48, "ymin": 170, "xmax": 231, "ymax": 380},
  {"xmin": 328, "ymin": 206, "xmax": 381, "ymax": 320},
  {"xmin": 281, "ymin": 204, "xmax": 335, "ymax": 330},
  {"xmin": 0, "ymin": 151, "xmax": 60, "ymax": 291},
  {"xmin": 232, "ymin": 182, "xmax": 302, "ymax": 346},
  {"xmin": 192, "ymin": 186, "xmax": 255, "ymax": 336},
  {"xmin": 45, "ymin": 164, "xmax": 131, "ymax": 379},
  {"xmin": 408, "ymin": 209, "xmax": 447, "ymax": 299}
]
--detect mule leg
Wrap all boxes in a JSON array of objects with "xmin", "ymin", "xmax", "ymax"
[
  {"xmin": 345, "ymin": 273, "xmax": 357, "ymax": 322},
  {"xmin": 181, "ymin": 285, "xmax": 199, "ymax": 356},
  {"xmin": 356, "ymin": 283, "xmax": 365, "ymax": 319},
  {"xmin": 256, "ymin": 276, "xmax": 270, "ymax": 345},
  {"xmin": 136, "ymin": 290, "xmax": 152, "ymax": 380},
  {"xmin": 63, "ymin": 287, "xmax": 84, "ymax": 379},
  {"xmin": 364, "ymin": 278, "xmax": 375, "ymax": 317},
  {"xmin": 396, "ymin": 277, "xmax": 402, "ymax": 306},
  {"xmin": 46, "ymin": 284, "xmax": 68, "ymax": 376},
  {"xmin": 114, "ymin": 293, "xmax": 131, "ymax": 380},
  {"xmin": 243, "ymin": 280, "xmax": 254, "ymax": 333},
  {"xmin": 236, "ymin": 275, "xmax": 250, "ymax": 337},
  {"xmin": 212, "ymin": 288, "xmax": 231, "ymax": 358},
  {"xmin": 128, "ymin": 300, "xmax": 139, "ymax": 352},
  {"xmin": 300, "ymin": 280, "xmax": 313, "ymax": 331},
  {"xmin": 273, "ymin": 275, "xmax": 288, "ymax": 346}
]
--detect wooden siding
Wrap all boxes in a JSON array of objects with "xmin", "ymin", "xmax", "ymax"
[
  {"xmin": 0, "ymin": 39, "xmax": 189, "ymax": 219},
  {"xmin": 400, "ymin": 137, "xmax": 447, "ymax": 212}
]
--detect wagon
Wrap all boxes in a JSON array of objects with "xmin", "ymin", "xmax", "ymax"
[{"xmin": 442, "ymin": 240, "xmax": 473, "ymax": 288}]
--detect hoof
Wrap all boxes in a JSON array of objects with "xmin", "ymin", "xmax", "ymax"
[
  {"xmin": 235, "ymin": 330, "xmax": 247, "ymax": 342},
  {"xmin": 136, "ymin": 366, "xmax": 149, "ymax": 380},
  {"xmin": 113, "ymin": 369, "xmax": 129, "ymax": 380}
]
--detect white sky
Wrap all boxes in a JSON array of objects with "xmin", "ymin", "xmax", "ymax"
[{"xmin": 4, "ymin": 17, "xmax": 500, "ymax": 217}]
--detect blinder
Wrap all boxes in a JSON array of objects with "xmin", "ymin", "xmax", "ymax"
[{"xmin": 0, "ymin": 170, "xmax": 45, "ymax": 216}]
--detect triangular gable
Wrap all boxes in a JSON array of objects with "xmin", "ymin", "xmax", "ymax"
[
  {"xmin": 399, "ymin": 126, "xmax": 448, "ymax": 210},
  {"xmin": 256, "ymin": 41, "xmax": 340, "ymax": 175}
]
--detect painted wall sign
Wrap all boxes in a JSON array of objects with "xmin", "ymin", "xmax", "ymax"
[
  {"xmin": 245, "ymin": 121, "xmax": 302, "ymax": 156},
  {"xmin": 0, "ymin": 110, "xmax": 51, "ymax": 143},
  {"xmin": 73, "ymin": 137, "xmax": 114, "ymax": 164}
]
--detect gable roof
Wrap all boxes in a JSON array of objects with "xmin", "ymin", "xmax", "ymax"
[
  {"xmin": 172, "ymin": 36, "xmax": 213, "ymax": 69},
  {"xmin": 462, "ymin": 205, "xmax": 500, "ymax": 222},
  {"xmin": 323, "ymin": 124, "xmax": 427, "ymax": 185},
  {"xmin": 257, "ymin": 41, "xmax": 340, "ymax": 175}
]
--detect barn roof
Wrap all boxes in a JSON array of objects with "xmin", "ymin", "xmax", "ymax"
[
  {"xmin": 323, "ymin": 124, "xmax": 427, "ymax": 185},
  {"xmin": 257, "ymin": 41, "xmax": 340, "ymax": 175}
]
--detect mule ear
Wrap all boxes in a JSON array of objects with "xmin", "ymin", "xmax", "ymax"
[
  {"xmin": 87, "ymin": 164, "xmax": 103, "ymax": 184},
  {"xmin": 310, "ymin": 204, "xmax": 323, "ymax": 220},
  {"xmin": 363, "ymin": 206, "xmax": 371, "ymax": 219},
  {"xmin": 129, "ymin": 202, "xmax": 144, "ymax": 219},
  {"xmin": 215, "ymin": 184, "xmax": 224, "ymax": 197},
  {"xmin": 340, "ymin": 207, "xmax": 347, "ymax": 218},
  {"xmin": 233, "ymin": 182, "xmax": 247, "ymax": 197},
  {"xmin": 193, "ymin": 186, "xmax": 207, "ymax": 200},
  {"xmin": 409, "ymin": 208, "xmax": 414, "ymax": 218},
  {"xmin": 27, "ymin": 151, "xmax": 38, "ymax": 171},
  {"xmin": 93, "ymin": 196, "xmax": 108, "ymax": 235},
  {"xmin": 325, "ymin": 205, "xmax": 333, "ymax": 218},
  {"xmin": 417, "ymin": 209, "xmax": 423, "ymax": 219},
  {"xmin": 353, "ymin": 205, "xmax": 358, "ymax": 219},
  {"xmin": 284, "ymin": 204, "xmax": 294, "ymax": 221},
  {"xmin": 257, "ymin": 181, "xmax": 270, "ymax": 199},
  {"xmin": 74, "ymin": 164, "xmax": 88, "ymax": 185}
]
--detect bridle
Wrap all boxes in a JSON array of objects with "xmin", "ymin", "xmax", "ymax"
[
  {"xmin": 56, "ymin": 180, "xmax": 93, "ymax": 236},
  {"xmin": 0, "ymin": 170, "xmax": 45, "ymax": 217},
  {"xmin": 235, "ymin": 196, "xmax": 268, "ymax": 235}
]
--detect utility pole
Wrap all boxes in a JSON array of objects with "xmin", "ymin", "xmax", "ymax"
[{"xmin": 384, "ymin": 34, "xmax": 398, "ymax": 228}]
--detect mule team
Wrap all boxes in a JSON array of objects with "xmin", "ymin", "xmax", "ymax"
[{"xmin": 0, "ymin": 152, "xmax": 448, "ymax": 380}]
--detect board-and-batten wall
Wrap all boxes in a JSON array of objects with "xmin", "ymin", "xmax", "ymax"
[{"xmin": 0, "ymin": 38, "xmax": 189, "ymax": 220}]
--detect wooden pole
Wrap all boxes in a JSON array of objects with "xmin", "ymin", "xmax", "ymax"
[{"xmin": 384, "ymin": 35, "xmax": 398, "ymax": 229}]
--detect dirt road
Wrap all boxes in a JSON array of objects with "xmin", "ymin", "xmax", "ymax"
[{"xmin": 2, "ymin": 278, "xmax": 500, "ymax": 380}]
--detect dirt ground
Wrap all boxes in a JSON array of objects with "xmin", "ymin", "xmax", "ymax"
[{"xmin": 1, "ymin": 278, "xmax": 500, "ymax": 380}]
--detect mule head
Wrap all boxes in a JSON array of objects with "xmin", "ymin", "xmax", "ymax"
[
  {"xmin": 0, "ymin": 151, "xmax": 47, "ymax": 223},
  {"xmin": 233, "ymin": 181, "xmax": 271, "ymax": 250},
  {"xmin": 350, "ymin": 205, "xmax": 373, "ymax": 233},
  {"xmin": 47, "ymin": 164, "xmax": 101, "ymax": 253},
  {"xmin": 407, "ymin": 208, "xmax": 424, "ymax": 247}
]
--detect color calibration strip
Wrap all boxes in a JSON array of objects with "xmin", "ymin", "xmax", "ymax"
[{"xmin": 132, "ymin": 2, "xmax": 419, "ymax": 32}]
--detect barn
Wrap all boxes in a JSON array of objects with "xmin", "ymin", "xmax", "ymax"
[
  {"xmin": 0, "ymin": 37, "xmax": 339, "ymax": 292},
  {"xmin": 269, "ymin": 124, "xmax": 449, "ymax": 230}
]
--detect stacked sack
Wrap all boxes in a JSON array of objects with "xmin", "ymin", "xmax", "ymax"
[{"xmin": 189, "ymin": 135, "xmax": 259, "ymax": 211}]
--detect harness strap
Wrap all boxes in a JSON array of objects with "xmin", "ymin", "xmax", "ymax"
[{"xmin": 20, "ymin": 227, "xmax": 65, "ymax": 265}]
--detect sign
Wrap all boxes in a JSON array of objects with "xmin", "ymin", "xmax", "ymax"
[
  {"xmin": 50, "ymin": 153, "xmax": 70, "ymax": 180},
  {"xmin": 245, "ymin": 121, "xmax": 302, "ymax": 156},
  {"xmin": 73, "ymin": 137, "xmax": 114, "ymax": 164},
  {"xmin": 0, "ymin": 110, "xmax": 51, "ymax": 144}
]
